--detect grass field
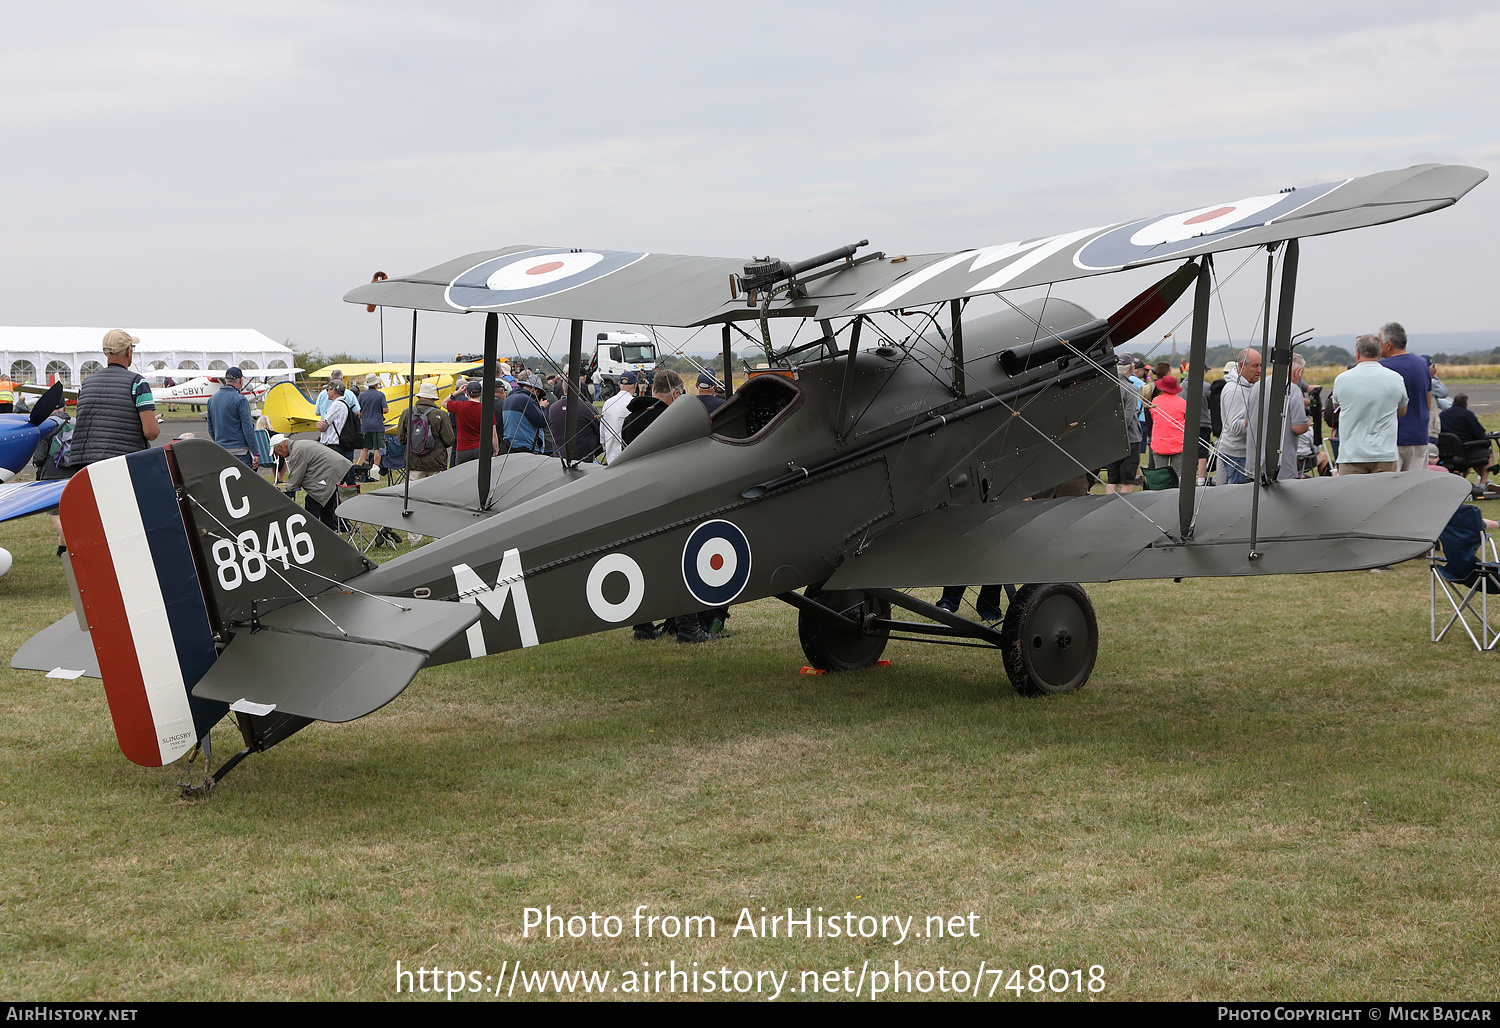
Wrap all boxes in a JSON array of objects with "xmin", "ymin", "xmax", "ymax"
[{"xmin": 0, "ymin": 494, "xmax": 1497, "ymax": 1002}]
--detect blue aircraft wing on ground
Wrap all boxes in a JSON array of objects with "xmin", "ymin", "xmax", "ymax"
[{"xmin": 0, "ymin": 480, "xmax": 67, "ymax": 522}]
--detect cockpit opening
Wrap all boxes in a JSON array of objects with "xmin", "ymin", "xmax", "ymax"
[{"xmin": 710, "ymin": 373, "xmax": 802, "ymax": 443}]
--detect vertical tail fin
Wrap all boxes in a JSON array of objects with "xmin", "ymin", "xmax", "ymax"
[{"xmin": 166, "ymin": 438, "xmax": 371, "ymax": 629}]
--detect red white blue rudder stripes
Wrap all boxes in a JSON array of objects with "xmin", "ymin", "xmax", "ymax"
[{"xmin": 59, "ymin": 448, "xmax": 225, "ymax": 766}]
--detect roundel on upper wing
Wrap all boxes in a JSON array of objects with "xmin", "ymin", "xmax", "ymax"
[
  {"xmin": 682, "ymin": 519, "xmax": 751, "ymax": 607},
  {"xmin": 1073, "ymin": 178, "xmax": 1347, "ymax": 270},
  {"xmin": 446, "ymin": 247, "xmax": 648, "ymax": 309}
]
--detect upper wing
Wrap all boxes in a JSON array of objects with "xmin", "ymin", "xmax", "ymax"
[
  {"xmin": 309, "ymin": 362, "xmax": 397, "ymax": 379},
  {"xmin": 344, "ymin": 247, "xmax": 752, "ymax": 327},
  {"xmin": 138, "ymin": 368, "xmax": 300, "ymax": 380},
  {"xmin": 834, "ymin": 163, "xmax": 1487, "ymax": 315},
  {"xmin": 344, "ymin": 164, "xmax": 1485, "ymax": 328},
  {"xmin": 824, "ymin": 473, "xmax": 1471, "ymax": 589},
  {"xmin": 311, "ymin": 362, "xmax": 483, "ymax": 379}
]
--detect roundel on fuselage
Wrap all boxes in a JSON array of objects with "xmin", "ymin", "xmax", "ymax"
[{"xmin": 682, "ymin": 519, "xmax": 752, "ymax": 607}]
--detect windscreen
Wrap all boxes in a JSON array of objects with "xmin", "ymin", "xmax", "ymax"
[{"xmin": 622, "ymin": 344, "xmax": 655, "ymax": 363}]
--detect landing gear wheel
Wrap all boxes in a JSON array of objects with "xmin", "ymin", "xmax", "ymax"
[
  {"xmin": 999, "ymin": 582, "xmax": 1098, "ymax": 696},
  {"xmin": 797, "ymin": 585, "xmax": 890, "ymax": 671}
]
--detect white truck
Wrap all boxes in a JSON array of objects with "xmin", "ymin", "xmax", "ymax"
[{"xmin": 586, "ymin": 331, "xmax": 657, "ymax": 399}]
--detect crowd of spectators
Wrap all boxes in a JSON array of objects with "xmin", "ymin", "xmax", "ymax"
[{"xmin": 1103, "ymin": 320, "xmax": 1479, "ymax": 493}]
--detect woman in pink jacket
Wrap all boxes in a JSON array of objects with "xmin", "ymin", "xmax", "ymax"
[{"xmin": 1150, "ymin": 375, "xmax": 1188, "ymax": 486}]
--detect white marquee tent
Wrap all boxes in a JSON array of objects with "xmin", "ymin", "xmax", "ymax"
[{"xmin": 0, "ymin": 328, "xmax": 298, "ymax": 386}]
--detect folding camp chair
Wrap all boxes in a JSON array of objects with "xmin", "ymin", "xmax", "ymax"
[
  {"xmin": 1431, "ymin": 504, "xmax": 1500, "ymax": 651},
  {"xmin": 335, "ymin": 481, "xmax": 403, "ymax": 555},
  {"xmin": 379, "ymin": 434, "xmax": 407, "ymax": 488}
]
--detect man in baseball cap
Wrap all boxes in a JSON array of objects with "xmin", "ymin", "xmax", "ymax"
[
  {"xmin": 207, "ymin": 365, "xmax": 258, "ymax": 469},
  {"xmin": 695, "ymin": 370, "xmax": 725, "ymax": 414},
  {"xmin": 502, "ymin": 374, "xmax": 549, "ymax": 454},
  {"xmin": 43, "ymin": 329, "xmax": 158, "ymax": 554},
  {"xmin": 600, "ymin": 371, "xmax": 635, "ymax": 464},
  {"xmin": 100, "ymin": 328, "xmax": 139, "ymax": 355},
  {"xmin": 444, "ymin": 379, "xmax": 488, "ymax": 465}
]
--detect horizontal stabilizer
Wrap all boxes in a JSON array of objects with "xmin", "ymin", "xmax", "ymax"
[
  {"xmin": 191, "ymin": 590, "xmax": 480, "ymax": 722},
  {"xmin": 826, "ymin": 472, "xmax": 1472, "ymax": 589},
  {"xmin": 339, "ymin": 452, "xmax": 595, "ymax": 537},
  {"xmin": 11, "ymin": 614, "xmax": 99, "ymax": 679}
]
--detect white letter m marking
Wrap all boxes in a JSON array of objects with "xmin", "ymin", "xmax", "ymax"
[{"xmin": 453, "ymin": 549, "xmax": 539, "ymax": 655}]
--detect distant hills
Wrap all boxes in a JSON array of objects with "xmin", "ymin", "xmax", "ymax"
[
  {"xmin": 1126, "ymin": 330, "xmax": 1500, "ymax": 369},
  {"xmin": 1402, "ymin": 331, "xmax": 1500, "ymax": 358}
]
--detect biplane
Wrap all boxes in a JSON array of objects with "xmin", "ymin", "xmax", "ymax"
[{"xmin": 10, "ymin": 164, "xmax": 1485, "ymax": 790}]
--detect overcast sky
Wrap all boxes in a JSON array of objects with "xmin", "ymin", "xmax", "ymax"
[{"xmin": 3, "ymin": 1, "xmax": 1497, "ymax": 360}]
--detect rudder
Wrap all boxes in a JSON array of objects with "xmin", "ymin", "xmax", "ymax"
[{"xmin": 59, "ymin": 448, "xmax": 226, "ymax": 766}]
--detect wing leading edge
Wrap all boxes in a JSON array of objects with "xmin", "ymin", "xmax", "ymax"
[{"xmin": 824, "ymin": 472, "xmax": 1472, "ymax": 589}]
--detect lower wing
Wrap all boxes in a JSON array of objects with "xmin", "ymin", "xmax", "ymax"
[{"xmin": 826, "ymin": 472, "xmax": 1470, "ymax": 588}]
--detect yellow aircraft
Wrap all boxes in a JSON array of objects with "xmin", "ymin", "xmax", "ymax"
[
  {"xmin": 308, "ymin": 361, "xmax": 483, "ymax": 381},
  {"xmin": 264, "ymin": 362, "xmax": 486, "ymax": 436},
  {"xmin": 259, "ymin": 381, "xmax": 325, "ymax": 435}
]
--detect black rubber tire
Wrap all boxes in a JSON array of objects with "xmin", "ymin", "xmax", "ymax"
[
  {"xmin": 999, "ymin": 582, "xmax": 1098, "ymax": 696},
  {"xmin": 797, "ymin": 585, "xmax": 890, "ymax": 671}
]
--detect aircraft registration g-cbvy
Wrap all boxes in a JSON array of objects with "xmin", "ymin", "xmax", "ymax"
[{"xmin": 10, "ymin": 164, "xmax": 1485, "ymax": 791}]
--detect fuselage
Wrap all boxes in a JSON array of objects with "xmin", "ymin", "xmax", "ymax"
[
  {"xmin": 356, "ymin": 299, "xmax": 1130, "ymax": 665},
  {"xmin": 155, "ymin": 377, "xmax": 269, "ymax": 404},
  {"xmin": 0, "ymin": 414, "xmax": 41, "ymax": 480}
]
